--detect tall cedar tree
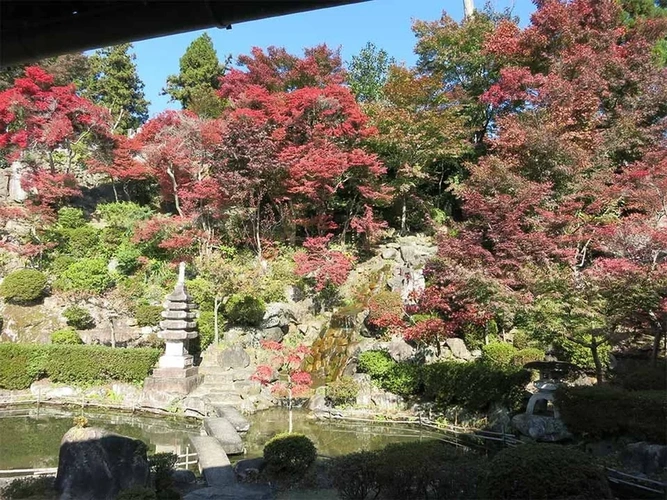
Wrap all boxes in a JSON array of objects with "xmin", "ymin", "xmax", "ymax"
[
  {"xmin": 85, "ymin": 44, "xmax": 150, "ymax": 133},
  {"xmin": 406, "ymin": 0, "xmax": 667, "ymax": 378},
  {"xmin": 163, "ymin": 33, "xmax": 228, "ymax": 115}
]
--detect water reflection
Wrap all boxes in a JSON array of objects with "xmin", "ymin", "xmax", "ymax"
[
  {"xmin": 0, "ymin": 407, "xmax": 453, "ymax": 471},
  {"xmin": 0, "ymin": 407, "xmax": 200, "ymax": 470}
]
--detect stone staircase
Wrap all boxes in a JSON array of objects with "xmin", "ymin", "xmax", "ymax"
[{"xmin": 183, "ymin": 345, "xmax": 273, "ymax": 416}]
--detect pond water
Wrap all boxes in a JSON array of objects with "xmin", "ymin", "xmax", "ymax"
[
  {"xmin": 0, "ymin": 406, "xmax": 201, "ymax": 470},
  {"xmin": 0, "ymin": 406, "xmax": 451, "ymax": 471}
]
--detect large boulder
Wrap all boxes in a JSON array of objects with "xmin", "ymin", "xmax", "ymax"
[
  {"xmin": 260, "ymin": 302, "xmax": 294, "ymax": 331},
  {"xmin": 218, "ymin": 346, "xmax": 251, "ymax": 370},
  {"xmin": 511, "ymin": 414, "xmax": 572, "ymax": 442},
  {"xmin": 622, "ymin": 442, "xmax": 667, "ymax": 475},
  {"xmin": 445, "ymin": 338, "xmax": 471, "ymax": 361},
  {"xmin": 55, "ymin": 426, "xmax": 150, "ymax": 500}
]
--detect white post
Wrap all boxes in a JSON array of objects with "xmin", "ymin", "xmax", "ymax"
[{"xmin": 463, "ymin": 0, "xmax": 474, "ymax": 19}]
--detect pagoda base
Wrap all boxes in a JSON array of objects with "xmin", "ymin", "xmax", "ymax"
[{"xmin": 143, "ymin": 366, "xmax": 201, "ymax": 395}]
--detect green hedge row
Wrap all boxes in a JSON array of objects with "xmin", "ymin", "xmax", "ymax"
[
  {"xmin": 357, "ymin": 350, "xmax": 531, "ymax": 413},
  {"xmin": 556, "ymin": 385, "xmax": 667, "ymax": 444},
  {"xmin": 0, "ymin": 344, "xmax": 161, "ymax": 389}
]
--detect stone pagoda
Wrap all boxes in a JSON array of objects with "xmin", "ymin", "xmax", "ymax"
[{"xmin": 144, "ymin": 262, "xmax": 201, "ymax": 394}]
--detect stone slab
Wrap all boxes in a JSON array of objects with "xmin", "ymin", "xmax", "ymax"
[
  {"xmin": 203, "ymin": 418, "xmax": 245, "ymax": 454},
  {"xmin": 189, "ymin": 436, "xmax": 235, "ymax": 488},
  {"xmin": 151, "ymin": 366, "xmax": 199, "ymax": 379},
  {"xmin": 213, "ymin": 405, "xmax": 250, "ymax": 433},
  {"xmin": 143, "ymin": 373, "xmax": 202, "ymax": 394}
]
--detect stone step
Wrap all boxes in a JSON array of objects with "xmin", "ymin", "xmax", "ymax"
[
  {"xmin": 203, "ymin": 418, "xmax": 245, "ymax": 455},
  {"xmin": 212, "ymin": 405, "xmax": 250, "ymax": 433},
  {"xmin": 189, "ymin": 435, "xmax": 235, "ymax": 488}
]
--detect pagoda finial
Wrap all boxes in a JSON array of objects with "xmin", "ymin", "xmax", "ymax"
[{"xmin": 178, "ymin": 262, "xmax": 186, "ymax": 286}]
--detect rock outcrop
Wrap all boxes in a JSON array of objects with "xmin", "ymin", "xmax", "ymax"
[{"xmin": 55, "ymin": 426, "xmax": 150, "ymax": 500}]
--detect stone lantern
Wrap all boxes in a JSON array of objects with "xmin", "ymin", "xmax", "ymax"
[
  {"xmin": 511, "ymin": 361, "xmax": 578, "ymax": 442},
  {"xmin": 143, "ymin": 263, "xmax": 201, "ymax": 394}
]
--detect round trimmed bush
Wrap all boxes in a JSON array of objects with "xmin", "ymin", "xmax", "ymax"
[
  {"xmin": 135, "ymin": 304, "xmax": 163, "ymax": 327},
  {"xmin": 512, "ymin": 347, "xmax": 544, "ymax": 366},
  {"xmin": 485, "ymin": 444, "xmax": 612, "ymax": 499},
  {"xmin": 196, "ymin": 310, "xmax": 222, "ymax": 351},
  {"xmin": 481, "ymin": 342, "xmax": 517, "ymax": 366},
  {"xmin": 225, "ymin": 294, "xmax": 265, "ymax": 326},
  {"xmin": 0, "ymin": 269, "xmax": 48, "ymax": 303},
  {"xmin": 51, "ymin": 328, "xmax": 83, "ymax": 345},
  {"xmin": 63, "ymin": 305, "xmax": 95, "ymax": 330},
  {"xmin": 263, "ymin": 433, "xmax": 316, "ymax": 477},
  {"xmin": 330, "ymin": 451, "xmax": 379, "ymax": 500}
]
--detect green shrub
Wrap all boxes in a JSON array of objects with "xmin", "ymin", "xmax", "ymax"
[
  {"xmin": 263, "ymin": 433, "xmax": 317, "ymax": 478},
  {"xmin": 97, "ymin": 202, "xmax": 153, "ymax": 232},
  {"xmin": 0, "ymin": 344, "xmax": 160, "ymax": 389},
  {"xmin": 196, "ymin": 310, "xmax": 222, "ymax": 351},
  {"xmin": 114, "ymin": 244, "xmax": 142, "ymax": 275},
  {"xmin": 326, "ymin": 376, "xmax": 360, "ymax": 407},
  {"xmin": 0, "ymin": 269, "xmax": 47, "ymax": 303},
  {"xmin": 64, "ymin": 225, "xmax": 101, "ymax": 258},
  {"xmin": 357, "ymin": 350, "xmax": 396, "ymax": 379},
  {"xmin": 148, "ymin": 452, "xmax": 178, "ymax": 499},
  {"xmin": 116, "ymin": 487, "xmax": 157, "ymax": 500},
  {"xmin": 556, "ymin": 385, "xmax": 667, "ymax": 443},
  {"xmin": 374, "ymin": 441, "xmax": 471, "ymax": 500},
  {"xmin": 512, "ymin": 347, "xmax": 544, "ymax": 367},
  {"xmin": 51, "ymin": 328, "xmax": 83, "ymax": 345},
  {"xmin": 63, "ymin": 305, "xmax": 95, "ymax": 330},
  {"xmin": 330, "ymin": 451, "xmax": 380, "ymax": 500},
  {"xmin": 54, "ymin": 258, "xmax": 113, "ymax": 294},
  {"xmin": 56, "ymin": 206, "xmax": 86, "ymax": 229},
  {"xmin": 485, "ymin": 444, "xmax": 612, "ymax": 499},
  {"xmin": 481, "ymin": 342, "xmax": 517, "ymax": 366},
  {"xmin": 225, "ymin": 294, "xmax": 265, "ymax": 326},
  {"xmin": 1, "ymin": 476, "xmax": 55, "ymax": 499},
  {"xmin": 422, "ymin": 361, "xmax": 530, "ymax": 413},
  {"xmin": 616, "ymin": 363, "xmax": 667, "ymax": 391},
  {"xmin": 50, "ymin": 254, "xmax": 77, "ymax": 277},
  {"xmin": 135, "ymin": 304, "xmax": 163, "ymax": 327},
  {"xmin": 382, "ymin": 362, "xmax": 422, "ymax": 397}
]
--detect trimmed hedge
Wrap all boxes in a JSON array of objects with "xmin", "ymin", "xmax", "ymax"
[
  {"xmin": 358, "ymin": 350, "xmax": 530, "ymax": 412},
  {"xmin": 486, "ymin": 443, "xmax": 612, "ymax": 499},
  {"xmin": 421, "ymin": 361, "xmax": 530, "ymax": 413},
  {"xmin": 556, "ymin": 385, "xmax": 667, "ymax": 443},
  {"xmin": 0, "ymin": 269, "xmax": 48, "ymax": 303},
  {"xmin": 0, "ymin": 344, "xmax": 160, "ymax": 389},
  {"xmin": 263, "ymin": 433, "xmax": 316, "ymax": 478},
  {"xmin": 62, "ymin": 305, "xmax": 95, "ymax": 330}
]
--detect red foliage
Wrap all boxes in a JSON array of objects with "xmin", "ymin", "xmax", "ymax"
[
  {"xmin": 294, "ymin": 234, "xmax": 355, "ymax": 291},
  {"xmin": 252, "ymin": 342, "xmax": 313, "ymax": 398},
  {"xmin": 0, "ymin": 66, "xmax": 112, "ymax": 211}
]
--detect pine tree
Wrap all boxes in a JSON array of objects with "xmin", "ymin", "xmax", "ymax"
[
  {"xmin": 85, "ymin": 43, "xmax": 150, "ymax": 133},
  {"xmin": 162, "ymin": 33, "xmax": 228, "ymax": 114}
]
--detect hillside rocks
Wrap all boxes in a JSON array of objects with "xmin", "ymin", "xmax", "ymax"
[{"xmin": 55, "ymin": 426, "xmax": 150, "ymax": 500}]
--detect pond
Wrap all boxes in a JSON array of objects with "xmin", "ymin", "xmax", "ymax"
[
  {"xmin": 0, "ymin": 406, "xmax": 452, "ymax": 471},
  {"xmin": 0, "ymin": 406, "xmax": 201, "ymax": 470}
]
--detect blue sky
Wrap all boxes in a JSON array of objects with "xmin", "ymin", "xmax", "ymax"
[{"xmin": 131, "ymin": 0, "xmax": 536, "ymax": 117}]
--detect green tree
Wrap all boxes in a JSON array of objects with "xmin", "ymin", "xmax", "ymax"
[
  {"xmin": 347, "ymin": 42, "xmax": 394, "ymax": 103},
  {"xmin": 85, "ymin": 43, "xmax": 149, "ymax": 133},
  {"xmin": 620, "ymin": 0, "xmax": 667, "ymax": 65},
  {"xmin": 162, "ymin": 33, "xmax": 228, "ymax": 114}
]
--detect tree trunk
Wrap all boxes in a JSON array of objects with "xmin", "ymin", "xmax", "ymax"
[
  {"xmin": 651, "ymin": 323, "xmax": 665, "ymax": 367},
  {"xmin": 166, "ymin": 165, "xmax": 183, "ymax": 217},
  {"xmin": 110, "ymin": 319, "xmax": 116, "ymax": 349},
  {"xmin": 214, "ymin": 296, "xmax": 221, "ymax": 345},
  {"xmin": 591, "ymin": 342, "xmax": 603, "ymax": 385},
  {"xmin": 287, "ymin": 377, "xmax": 293, "ymax": 434},
  {"xmin": 111, "ymin": 178, "xmax": 119, "ymax": 203},
  {"xmin": 401, "ymin": 196, "xmax": 407, "ymax": 234}
]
